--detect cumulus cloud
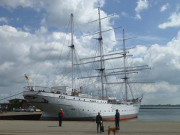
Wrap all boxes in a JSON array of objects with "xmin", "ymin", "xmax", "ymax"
[
  {"xmin": 0, "ymin": 93, "xmax": 9, "ymax": 101},
  {"xmin": 135, "ymin": 0, "xmax": 149, "ymax": 19},
  {"xmin": 121, "ymin": 11, "xmax": 128, "ymax": 17},
  {"xmin": 0, "ymin": 0, "xmax": 44, "ymax": 11},
  {"xmin": 0, "ymin": 17, "xmax": 8, "ymax": 24},
  {"xmin": 146, "ymin": 31, "xmax": 180, "ymax": 83},
  {"xmin": 137, "ymin": 30, "xmax": 180, "ymax": 104},
  {"xmin": 116, "ymin": 29, "xmax": 180, "ymax": 104},
  {"xmin": 0, "ymin": 0, "xmax": 115, "ymax": 102},
  {"xmin": 43, "ymin": 0, "xmax": 108, "ymax": 31},
  {"xmin": 143, "ymin": 82, "xmax": 178, "ymax": 93},
  {"xmin": 158, "ymin": 12, "xmax": 180, "ymax": 29},
  {"xmin": 0, "ymin": 0, "xmax": 106, "ymax": 29},
  {"xmin": 160, "ymin": 3, "xmax": 169, "ymax": 12},
  {"xmin": 1, "ymin": 0, "xmax": 180, "ymax": 104}
]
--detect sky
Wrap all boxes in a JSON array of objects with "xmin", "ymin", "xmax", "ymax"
[{"xmin": 0, "ymin": 0, "xmax": 180, "ymax": 105}]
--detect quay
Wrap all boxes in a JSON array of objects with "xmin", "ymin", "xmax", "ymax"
[{"xmin": 0, "ymin": 120, "xmax": 180, "ymax": 135}]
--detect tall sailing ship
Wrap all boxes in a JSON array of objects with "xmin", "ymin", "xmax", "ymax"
[{"xmin": 23, "ymin": 9, "xmax": 150, "ymax": 120}]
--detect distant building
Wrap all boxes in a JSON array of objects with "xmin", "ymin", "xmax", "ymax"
[
  {"xmin": 0, "ymin": 99, "xmax": 31, "ymax": 112},
  {"xmin": 0, "ymin": 103, "xmax": 10, "ymax": 111},
  {"xmin": 9, "ymin": 99, "xmax": 25, "ymax": 104},
  {"xmin": 9, "ymin": 98, "xmax": 28, "ymax": 109}
]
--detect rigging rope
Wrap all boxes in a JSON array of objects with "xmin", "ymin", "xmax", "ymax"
[{"xmin": 0, "ymin": 92, "xmax": 23, "ymax": 102}]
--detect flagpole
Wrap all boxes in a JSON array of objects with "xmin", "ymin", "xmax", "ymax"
[{"xmin": 24, "ymin": 74, "xmax": 30, "ymax": 86}]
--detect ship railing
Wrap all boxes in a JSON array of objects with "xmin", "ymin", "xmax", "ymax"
[
  {"xmin": 120, "ymin": 97, "xmax": 142, "ymax": 104},
  {"xmin": 24, "ymin": 86, "xmax": 51, "ymax": 92},
  {"xmin": 107, "ymin": 98, "xmax": 141, "ymax": 104}
]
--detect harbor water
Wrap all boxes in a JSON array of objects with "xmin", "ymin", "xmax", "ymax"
[{"xmin": 130, "ymin": 106, "xmax": 180, "ymax": 122}]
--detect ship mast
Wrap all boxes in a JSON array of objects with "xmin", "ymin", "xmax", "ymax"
[
  {"xmin": 75, "ymin": 9, "xmax": 123, "ymax": 100},
  {"xmin": 76, "ymin": 13, "xmax": 151, "ymax": 101},
  {"xmin": 122, "ymin": 29, "xmax": 128, "ymax": 101},
  {"xmin": 98, "ymin": 8, "xmax": 105, "ymax": 100},
  {"xmin": 70, "ymin": 13, "xmax": 75, "ymax": 90}
]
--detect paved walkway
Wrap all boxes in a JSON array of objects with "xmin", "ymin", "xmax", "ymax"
[{"xmin": 0, "ymin": 120, "xmax": 180, "ymax": 135}]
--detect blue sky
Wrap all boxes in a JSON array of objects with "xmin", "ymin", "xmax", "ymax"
[
  {"xmin": 0, "ymin": 0, "xmax": 179, "ymax": 43},
  {"xmin": 103, "ymin": 0, "xmax": 180, "ymax": 44},
  {"xmin": 0, "ymin": 0, "xmax": 180, "ymax": 105}
]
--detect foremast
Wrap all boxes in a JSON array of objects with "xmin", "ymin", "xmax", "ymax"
[{"xmin": 68, "ymin": 11, "xmax": 106, "ymax": 99}]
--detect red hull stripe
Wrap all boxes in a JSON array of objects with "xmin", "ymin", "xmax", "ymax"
[{"xmin": 102, "ymin": 114, "xmax": 138, "ymax": 121}]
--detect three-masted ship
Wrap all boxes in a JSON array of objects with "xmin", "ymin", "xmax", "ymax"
[{"xmin": 23, "ymin": 8, "xmax": 150, "ymax": 120}]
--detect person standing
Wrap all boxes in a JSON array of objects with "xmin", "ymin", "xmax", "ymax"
[
  {"xmin": 58, "ymin": 109, "xmax": 64, "ymax": 126},
  {"xmin": 115, "ymin": 109, "xmax": 120, "ymax": 128},
  {"xmin": 96, "ymin": 112, "xmax": 102, "ymax": 133}
]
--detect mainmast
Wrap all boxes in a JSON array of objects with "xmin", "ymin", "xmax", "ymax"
[
  {"xmin": 98, "ymin": 8, "xmax": 105, "ymax": 100},
  {"xmin": 75, "ymin": 9, "xmax": 122, "ymax": 100},
  {"xmin": 122, "ymin": 29, "xmax": 128, "ymax": 101},
  {"xmin": 70, "ymin": 13, "xmax": 75, "ymax": 90}
]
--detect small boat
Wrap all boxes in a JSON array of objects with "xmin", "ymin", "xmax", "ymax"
[{"xmin": 0, "ymin": 111, "xmax": 42, "ymax": 120}]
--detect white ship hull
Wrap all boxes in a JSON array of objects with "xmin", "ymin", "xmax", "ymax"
[{"xmin": 23, "ymin": 90, "xmax": 141, "ymax": 120}]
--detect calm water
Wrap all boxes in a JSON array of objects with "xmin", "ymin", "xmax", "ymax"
[{"xmin": 129, "ymin": 108, "xmax": 180, "ymax": 122}]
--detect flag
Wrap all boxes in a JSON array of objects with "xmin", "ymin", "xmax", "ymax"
[{"xmin": 25, "ymin": 75, "xmax": 29, "ymax": 81}]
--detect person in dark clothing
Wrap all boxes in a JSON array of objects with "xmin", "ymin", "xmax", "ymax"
[
  {"xmin": 58, "ymin": 109, "xmax": 64, "ymax": 126},
  {"xmin": 96, "ymin": 112, "xmax": 102, "ymax": 133},
  {"xmin": 115, "ymin": 109, "xmax": 120, "ymax": 128}
]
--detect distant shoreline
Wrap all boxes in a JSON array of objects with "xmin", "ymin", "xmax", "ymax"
[
  {"xmin": 140, "ymin": 105, "xmax": 180, "ymax": 109},
  {"xmin": 140, "ymin": 107, "xmax": 180, "ymax": 109}
]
